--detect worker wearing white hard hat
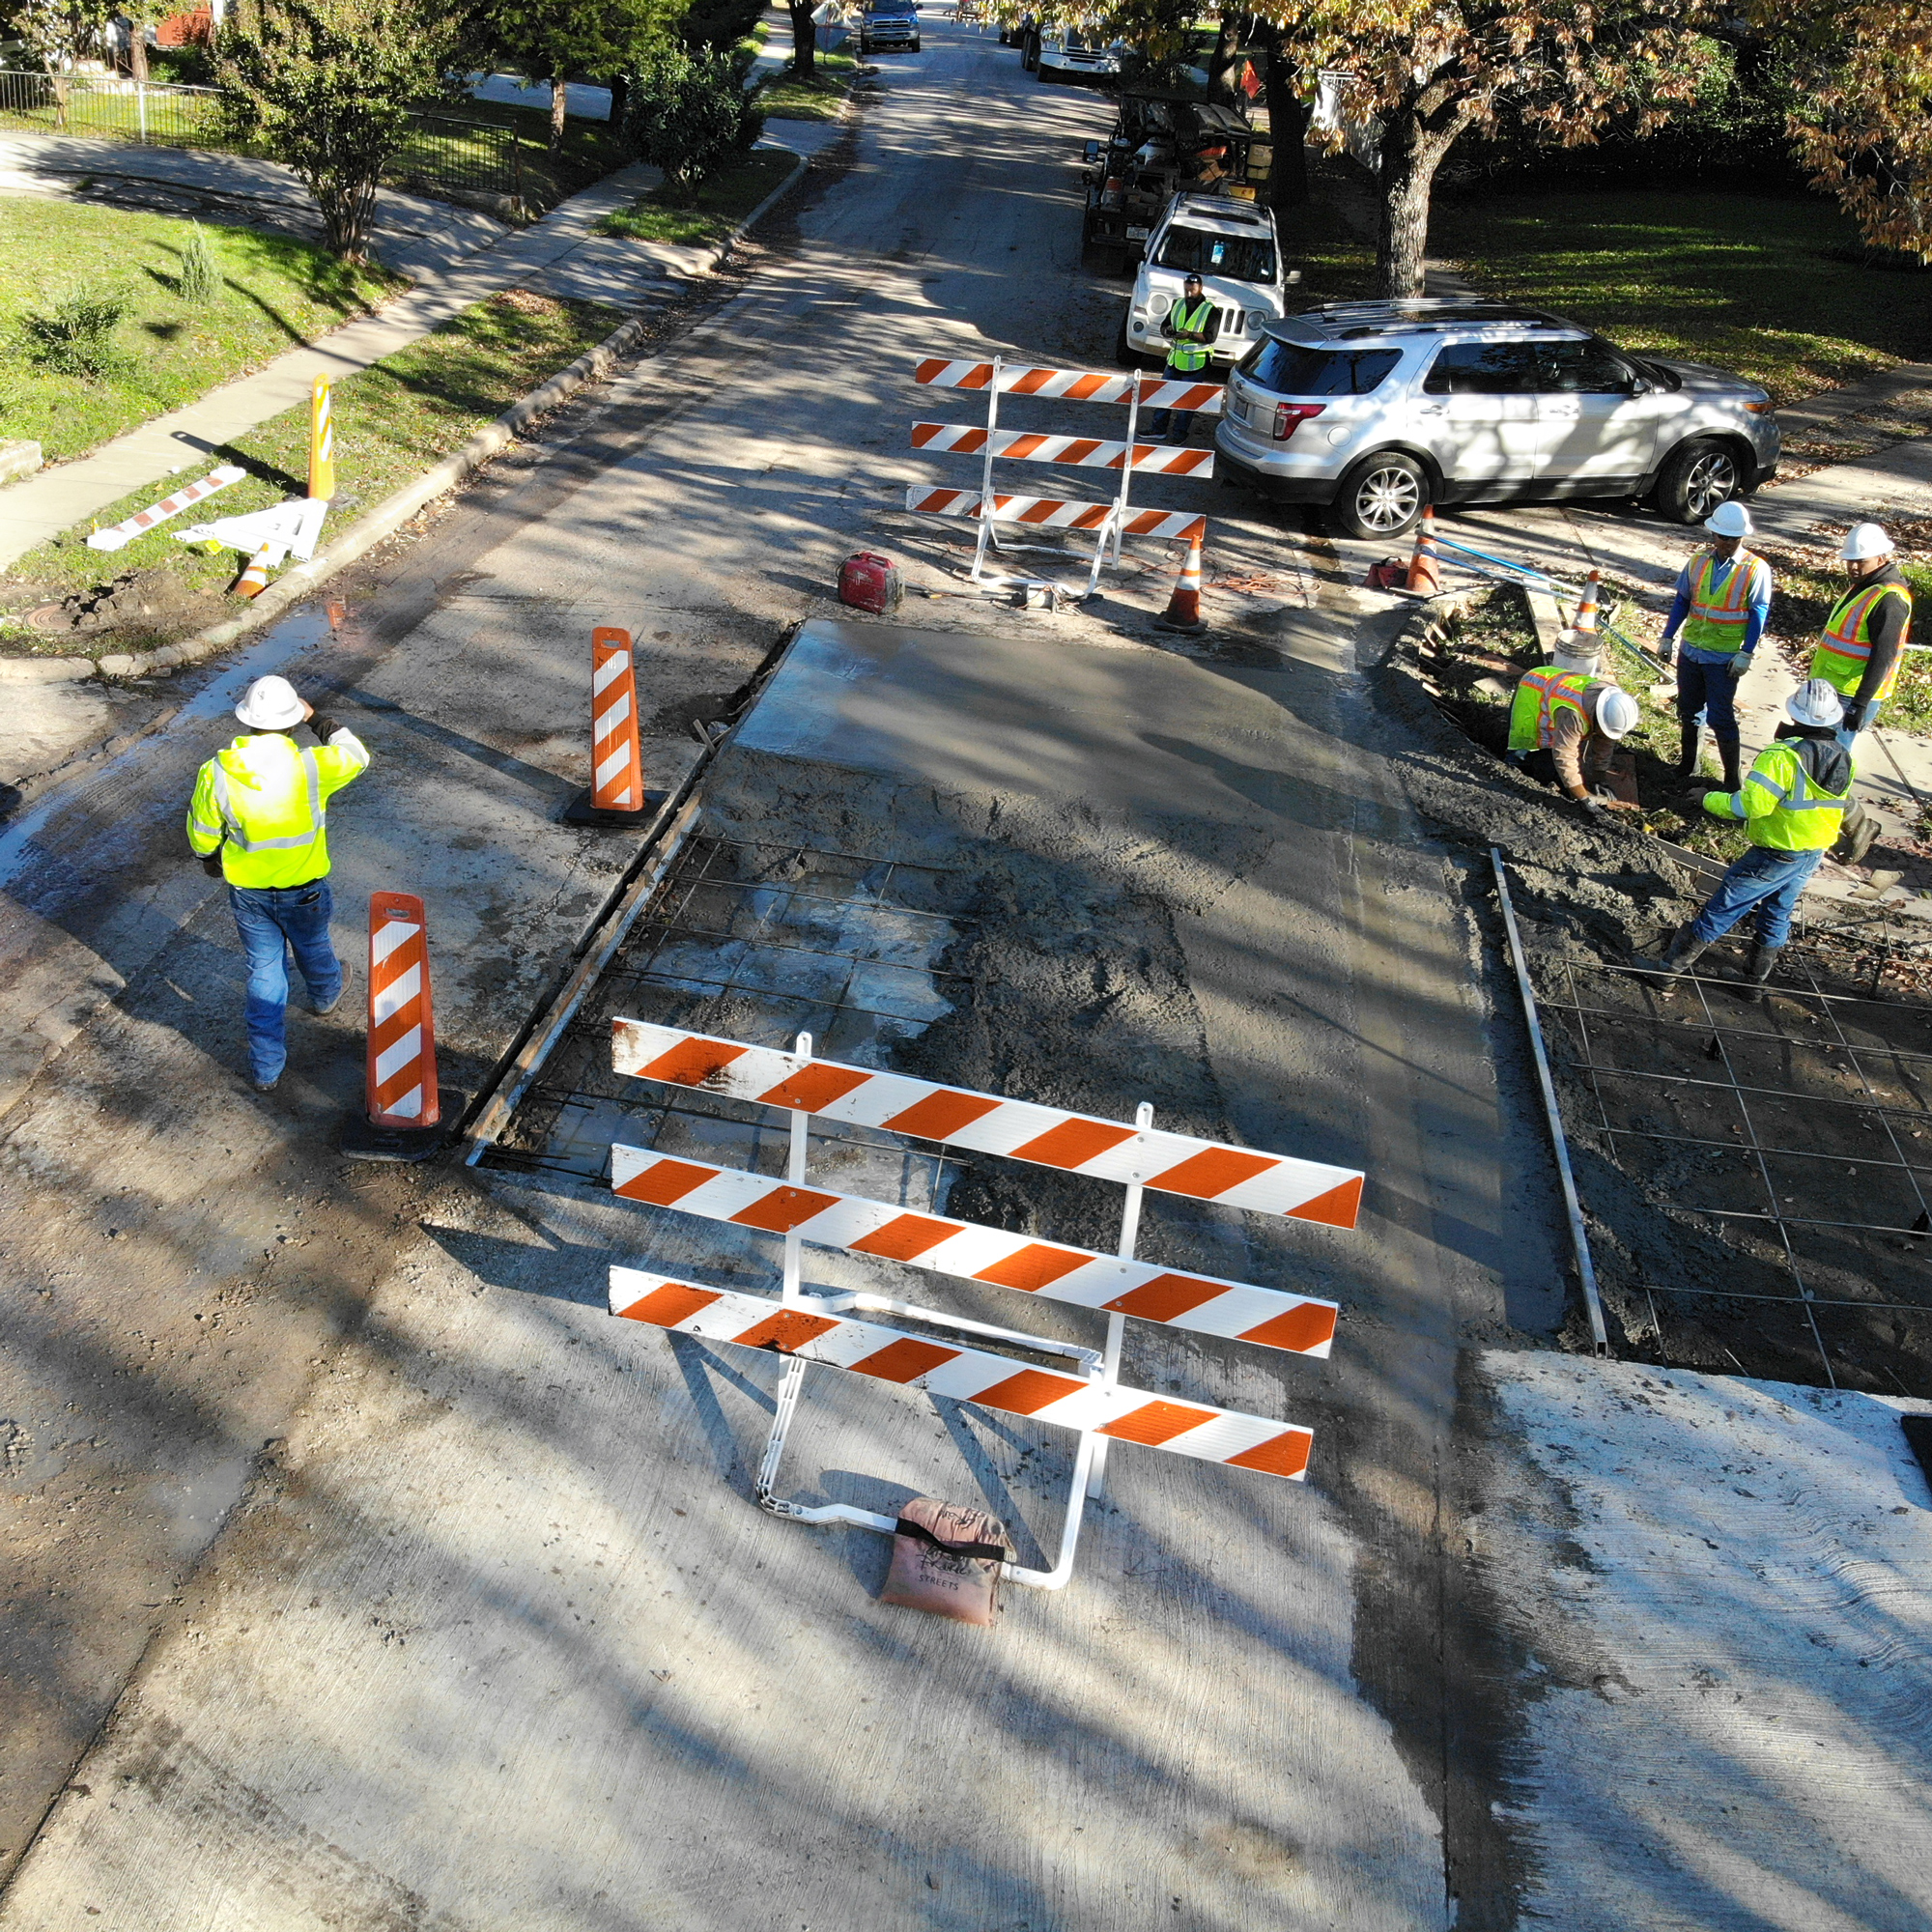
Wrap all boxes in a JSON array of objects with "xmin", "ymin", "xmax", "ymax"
[
  {"xmin": 1646, "ymin": 678, "xmax": 1855, "ymax": 1003},
  {"xmin": 1658, "ymin": 495, "xmax": 1772, "ymax": 796},
  {"xmin": 185, "ymin": 675, "xmax": 370, "ymax": 1092},
  {"xmin": 1505, "ymin": 667, "xmax": 1641, "ymax": 813},
  {"xmin": 1810, "ymin": 521, "xmax": 1911, "ymax": 751}
]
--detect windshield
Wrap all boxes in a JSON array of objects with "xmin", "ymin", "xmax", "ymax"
[{"xmin": 1155, "ymin": 225, "xmax": 1276, "ymax": 285}]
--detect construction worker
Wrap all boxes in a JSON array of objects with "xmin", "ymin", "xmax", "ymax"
[
  {"xmin": 1506, "ymin": 666, "xmax": 1643, "ymax": 814},
  {"xmin": 1145, "ymin": 272, "xmax": 1217, "ymax": 444},
  {"xmin": 1812, "ymin": 522, "xmax": 1911, "ymax": 752},
  {"xmin": 185, "ymin": 675, "xmax": 369, "ymax": 1092},
  {"xmin": 1657, "ymin": 498, "xmax": 1772, "ymax": 792},
  {"xmin": 1646, "ymin": 678, "xmax": 1851, "ymax": 1003}
]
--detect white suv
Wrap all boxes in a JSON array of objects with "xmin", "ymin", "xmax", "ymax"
[
  {"xmin": 1119, "ymin": 195, "xmax": 1297, "ymax": 368},
  {"xmin": 1215, "ymin": 299, "xmax": 1780, "ymax": 538}
]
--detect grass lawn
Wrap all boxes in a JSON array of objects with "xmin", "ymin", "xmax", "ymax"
[
  {"xmin": 596, "ymin": 149, "xmax": 799, "ymax": 247},
  {"xmin": 1, "ymin": 288, "xmax": 622, "ymax": 648},
  {"xmin": 0, "ymin": 200, "xmax": 400, "ymax": 466},
  {"xmin": 438, "ymin": 96, "xmax": 630, "ymax": 213},
  {"xmin": 756, "ymin": 50, "xmax": 859, "ymax": 123},
  {"xmin": 1432, "ymin": 187, "xmax": 1932, "ymax": 408}
]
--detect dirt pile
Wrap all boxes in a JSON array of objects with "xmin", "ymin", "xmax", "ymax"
[{"xmin": 19, "ymin": 566, "xmax": 223, "ymax": 649}]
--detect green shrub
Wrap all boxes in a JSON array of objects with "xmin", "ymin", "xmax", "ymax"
[
  {"xmin": 20, "ymin": 285, "xmax": 131, "ymax": 377},
  {"xmin": 621, "ymin": 43, "xmax": 764, "ymax": 197},
  {"xmin": 177, "ymin": 223, "xmax": 223, "ymax": 304}
]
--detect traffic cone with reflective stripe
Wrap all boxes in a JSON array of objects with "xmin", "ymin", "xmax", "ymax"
[
  {"xmin": 232, "ymin": 543, "xmax": 274, "ymax": 599},
  {"xmin": 1574, "ymin": 570, "xmax": 1602, "ymax": 639},
  {"xmin": 1405, "ymin": 506, "xmax": 1443, "ymax": 595},
  {"xmin": 1155, "ymin": 530, "xmax": 1207, "ymax": 635}
]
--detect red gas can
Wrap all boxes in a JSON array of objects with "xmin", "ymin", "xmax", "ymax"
[{"xmin": 838, "ymin": 551, "xmax": 903, "ymax": 615}]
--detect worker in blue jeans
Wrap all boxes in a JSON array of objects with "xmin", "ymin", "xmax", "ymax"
[
  {"xmin": 186, "ymin": 676, "xmax": 371, "ymax": 1090},
  {"xmin": 1658, "ymin": 499, "xmax": 1773, "ymax": 795},
  {"xmin": 1645, "ymin": 679, "xmax": 1852, "ymax": 1003}
]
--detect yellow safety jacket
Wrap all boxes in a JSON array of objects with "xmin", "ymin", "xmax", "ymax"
[
  {"xmin": 1702, "ymin": 736, "xmax": 1852, "ymax": 851},
  {"xmin": 1679, "ymin": 548, "xmax": 1771, "ymax": 656},
  {"xmin": 1508, "ymin": 668, "xmax": 1601, "ymax": 753},
  {"xmin": 1164, "ymin": 297, "xmax": 1214, "ymax": 376},
  {"xmin": 1812, "ymin": 579, "xmax": 1912, "ymax": 702},
  {"xmin": 185, "ymin": 727, "xmax": 369, "ymax": 889}
]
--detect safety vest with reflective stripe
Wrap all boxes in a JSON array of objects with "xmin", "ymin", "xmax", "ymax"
[
  {"xmin": 1507, "ymin": 668, "xmax": 1600, "ymax": 753},
  {"xmin": 1679, "ymin": 548, "xmax": 1770, "ymax": 656},
  {"xmin": 1811, "ymin": 580, "xmax": 1912, "ymax": 702},
  {"xmin": 1165, "ymin": 297, "xmax": 1214, "ymax": 375},
  {"xmin": 1702, "ymin": 737, "xmax": 1852, "ymax": 852},
  {"xmin": 185, "ymin": 729, "xmax": 370, "ymax": 888}
]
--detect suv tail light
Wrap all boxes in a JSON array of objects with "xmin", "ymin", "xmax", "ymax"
[{"xmin": 1272, "ymin": 402, "xmax": 1325, "ymax": 441}]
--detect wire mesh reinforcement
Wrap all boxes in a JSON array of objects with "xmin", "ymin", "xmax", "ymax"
[{"xmin": 1527, "ymin": 934, "xmax": 1932, "ymax": 1394}]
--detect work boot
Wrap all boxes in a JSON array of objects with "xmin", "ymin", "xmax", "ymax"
[
  {"xmin": 1674, "ymin": 723, "xmax": 1704, "ymax": 782},
  {"xmin": 1736, "ymin": 941, "xmax": 1779, "ymax": 1005},
  {"xmin": 1717, "ymin": 736, "xmax": 1744, "ymax": 794},
  {"xmin": 1644, "ymin": 923, "xmax": 1712, "ymax": 994}
]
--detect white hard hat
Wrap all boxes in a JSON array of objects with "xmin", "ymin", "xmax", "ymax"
[
  {"xmin": 235, "ymin": 675, "xmax": 304, "ymax": 730},
  {"xmin": 1704, "ymin": 500, "xmax": 1753, "ymax": 538},
  {"xmin": 1595, "ymin": 686, "xmax": 1640, "ymax": 740},
  {"xmin": 1839, "ymin": 522, "xmax": 1894, "ymax": 561},
  {"xmin": 1787, "ymin": 678, "xmax": 1846, "ymax": 729}
]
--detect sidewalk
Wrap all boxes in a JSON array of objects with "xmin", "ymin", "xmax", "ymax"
[{"xmin": 0, "ymin": 151, "xmax": 742, "ymax": 574}]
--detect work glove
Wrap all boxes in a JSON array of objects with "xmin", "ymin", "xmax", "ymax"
[
  {"xmin": 199, "ymin": 853, "xmax": 224, "ymax": 879},
  {"xmin": 1727, "ymin": 654, "xmax": 1752, "ymax": 680},
  {"xmin": 1656, "ymin": 640, "xmax": 1675, "ymax": 668},
  {"xmin": 1580, "ymin": 796, "xmax": 1607, "ymax": 818},
  {"xmin": 1843, "ymin": 699, "xmax": 1868, "ymax": 733}
]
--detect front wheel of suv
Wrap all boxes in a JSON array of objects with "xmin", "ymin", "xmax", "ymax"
[
  {"xmin": 1653, "ymin": 438, "xmax": 1741, "ymax": 525},
  {"xmin": 1330, "ymin": 451, "xmax": 1428, "ymax": 540}
]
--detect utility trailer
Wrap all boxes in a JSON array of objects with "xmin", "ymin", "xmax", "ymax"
[{"xmin": 1078, "ymin": 92, "xmax": 1272, "ymax": 268}]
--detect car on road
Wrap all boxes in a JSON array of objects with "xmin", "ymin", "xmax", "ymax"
[
  {"xmin": 1118, "ymin": 195, "xmax": 1298, "ymax": 367},
  {"xmin": 1214, "ymin": 300, "xmax": 1779, "ymax": 539},
  {"xmin": 860, "ymin": 0, "xmax": 921, "ymax": 54},
  {"xmin": 1030, "ymin": 29, "xmax": 1121, "ymax": 82}
]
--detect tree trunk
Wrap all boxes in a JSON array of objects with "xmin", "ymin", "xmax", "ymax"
[
  {"xmin": 548, "ymin": 76, "xmax": 568, "ymax": 151},
  {"xmin": 1207, "ymin": 18, "xmax": 1242, "ymax": 106},
  {"xmin": 318, "ymin": 173, "xmax": 377, "ymax": 265},
  {"xmin": 787, "ymin": 0, "xmax": 815, "ymax": 77},
  {"xmin": 1254, "ymin": 31, "xmax": 1308, "ymax": 213},
  {"xmin": 128, "ymin": 21, "xmax": 150, "ymax": 84},
  {"xmin": 1375, "ymin": 91, "xmax": 1469, "ymax": 298},
  {"xmin": 607, "ymin": 71, "xmax": 628, "ymax": 141}
]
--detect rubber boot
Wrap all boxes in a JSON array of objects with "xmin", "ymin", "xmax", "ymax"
[
  {"xmin": 1736, "ymin": 940, "xmax": 1779, "ymax": 1005},
  {"xmin": 1646, "ymin": 923, "xmax": 1712, "ymax": 993},
  {"xmin": 1674, "ymin": 722, "xmax": 1704, "ymax": 782},
  {"xmin": 1717, "ymin": 735, "xmax": 1744, "ymax": 795}
]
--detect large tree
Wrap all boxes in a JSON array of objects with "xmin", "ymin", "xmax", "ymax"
[
  {"xmin": 220, "ymin": 0, "xmax": 460, "ymax": 261},
  {"xmin": 473, "ymin": 0, "xmax": 668, "ymax": 149}
]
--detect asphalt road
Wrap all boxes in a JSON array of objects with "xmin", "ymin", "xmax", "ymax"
[{"xmin": 0, "ymin": 21, "xmax": 1565, "ymax": 1927}]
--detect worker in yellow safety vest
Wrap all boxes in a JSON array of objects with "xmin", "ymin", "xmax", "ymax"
[
  {"xmin": 1810, "ymin": 521, "xmax": 1912, "ymax": 752},
  {"xmin": 1147, "ymin": 272, "xmax": 1218, "ymax": 445},
  {"xmin": 1658, "ymin": 497, "xmax": 1773, "ymax": 793},
  {"xmin": 1506, "ymin": 667, "xmax": 1642, "ymax": 814},
  {"xmin": 1645, "ymin": 679, "xmax": 1852, "ymax": 1003},
  {"xmin": 185, "ymin": 675, "xmax": 370, "ymax": 1092}
]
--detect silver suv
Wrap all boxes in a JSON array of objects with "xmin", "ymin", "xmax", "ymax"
[{"xmin": 1214, "ymin": 300, "xmax": 1779, "ymax": 539}]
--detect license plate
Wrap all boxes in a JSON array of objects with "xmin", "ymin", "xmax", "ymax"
[{"xmin": 1126, "ymin": 226, "xmax": 1150, "ymax": 241}]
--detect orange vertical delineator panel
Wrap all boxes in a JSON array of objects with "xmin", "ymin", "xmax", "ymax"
[
  {"xmin": 590, "ymin": 626, "xmax": 644, "ymax": 811},
  {"xmin": 366, "ymin": 891, "xmax": 440, "ymax": 1128},
  {"xmin": 310, "ymin": 376, "xmax": 335, "ymax": 502}
]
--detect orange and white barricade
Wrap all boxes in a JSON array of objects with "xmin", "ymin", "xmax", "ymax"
[
  {"xmin": 606, "ymin": 1023, "xmax": 1365, "ymax": 1592},
  {"xmin": 564, "ymin": 626, "xmax": 665, "ymax": 825},
  {"xmin": 345, "ymin": 891, "xmax": 451, "ymax": 1160},
  {"xmin": 88, "ymin": 464, "xmax": 245, "ymax": 553},
  {"xmin": 908, "ymin": 353, "xmax": 1219, "ymax": 597}
]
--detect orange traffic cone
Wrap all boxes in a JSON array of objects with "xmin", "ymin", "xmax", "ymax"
[
  {"xmin": 1405, "ymin": 505, "xmax": 1443, "ymax": 595},
  {"xmin": 1574, "ymin": 569, "xmax": 1602, "ymax": 638},
  {"xmin": 232, "ymin": 543, "xmax": 274, "ymax": 599},
  {"xmin": 1155, "ymin": 529, "xmax": 1207, "ymax": 634}
]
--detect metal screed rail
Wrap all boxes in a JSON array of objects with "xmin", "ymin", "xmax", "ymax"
[{"xmin": 605, "ymin": 1021, "xmax": 1363, "ymax": 1589}]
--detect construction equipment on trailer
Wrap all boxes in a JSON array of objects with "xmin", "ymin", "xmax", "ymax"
[
  {"xmin": 1079, "ymin": 90, "xmax": 1273, "ymax": 266},
  {"xmin": 605, "ymin": 1024, "xmax": 1364, "ymax": 1590}
]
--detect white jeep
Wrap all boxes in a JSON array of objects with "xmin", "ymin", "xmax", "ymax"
[{"xmin": 1118, "ymin": 194, "xmax": 1298, "ymax": 369}]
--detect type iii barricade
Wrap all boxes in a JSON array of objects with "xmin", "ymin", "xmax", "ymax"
[{"xmin": 605, "ymin": 1021, "xmax": 1364, "ymax": 1591}]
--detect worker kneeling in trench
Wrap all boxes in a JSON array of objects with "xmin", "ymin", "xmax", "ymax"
[{"xmin": 1505, "ymin": 665, "xmax": 1642, "ymax": 817}]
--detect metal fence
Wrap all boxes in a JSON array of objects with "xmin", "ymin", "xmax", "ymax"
[{"xmin": 0, "ymin": 71, "xmax": 524, "ymax": 203}]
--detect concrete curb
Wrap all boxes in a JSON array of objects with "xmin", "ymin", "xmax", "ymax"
[{"xmin": 0, "ymin": 147, "xmax": 814, "ymax": 689}]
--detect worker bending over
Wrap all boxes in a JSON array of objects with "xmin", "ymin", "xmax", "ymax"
[
  {"xmin": 1506, "ymin": 667, "xmax": 1641, "ymax": 813},
  {"xmin": 1812, "ymin": 522, "xmax": 1911, "ymax": 753},
  {"xmin": 1647, "ymin": 679, "xmax": 1852, "ymax": 1003},
  {"xmin": 186, "ymin": 675, "xmax": 370, "ymax": 1092},
  {"xmin": 1658, "ymin": 499, "xmax": 1772, "ymax": 792}
]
